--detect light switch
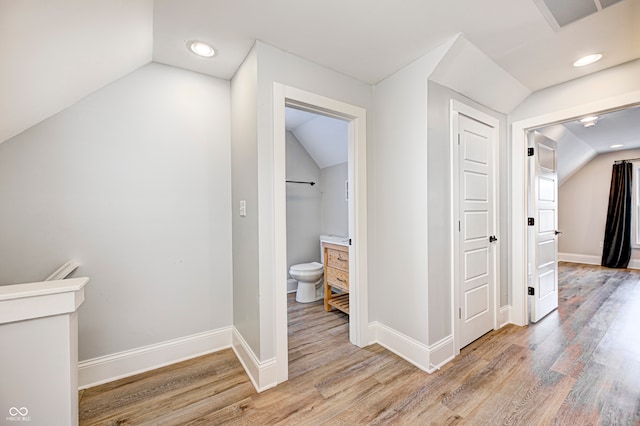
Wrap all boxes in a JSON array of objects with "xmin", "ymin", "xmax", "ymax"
[{"xmin": 239, "ymin": 200, "xmax": 247, "ymax": 217}]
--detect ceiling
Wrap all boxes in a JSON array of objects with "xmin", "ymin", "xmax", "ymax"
[
  {"xmin": 153, "ymin": 0, "xmax": 640, "ymax": 89},
  {"xmin": 561, "ymin": 105, "xmax": 640, "ymax": 153},
  {"xmin": 1, "ymin": 0, "xmax": 639, "ymax": 144},
  {"xmin": 285, "ymin": 108, "xmax": 348, "ymax": 169},
  {"xmin": 537, "ymin": 104, "xmax": 640, "ymax": 185}
]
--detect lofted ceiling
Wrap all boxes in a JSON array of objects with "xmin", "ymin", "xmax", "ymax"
[
  {"xmin": 1, "ymin": 0, "xmax": 639, "ymax": 144},
  {"xmin": 285, "ymin": 108, "xmax": 348, "ymax": 170},
  {"xmin": 561, "ymin": 105, "xmax": 640, "ymax": 153},
  {"xmin": 538, "ymin": 104, "xmax": 640, "ymax": 185}
]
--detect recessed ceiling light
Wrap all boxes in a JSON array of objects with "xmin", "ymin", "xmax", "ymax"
[
  {"xmin": 610, "ymin": 144, "xmax": 624, "ymax": 149},
  {"xmin": 573, "ymin": 53, "xmax": 603, "ymax": 67},
  {"xmin": 579, "ymin": 116, "xmax": 599, "ymax": 123},
  {"xmin": 187, "ymin": 41, "xmax": 216, "ymax": 58}
]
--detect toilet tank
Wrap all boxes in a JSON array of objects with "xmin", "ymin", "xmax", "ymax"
[{"xmin": 319, "ymin": 235, "xmax": 349, "ymax": 264}]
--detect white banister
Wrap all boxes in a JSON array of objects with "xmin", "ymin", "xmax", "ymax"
[{"xmin": 45, "ymin": 260, "xmax": 79, "ymax": 281}]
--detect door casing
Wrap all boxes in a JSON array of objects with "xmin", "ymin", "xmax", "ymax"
[
  {"xmin": 273, "ymin": 83, "xmax": 368, "ymax": 384},
  {"xmin": 510, "ymin": 91, "xmax": 640, "ymax": 326}
]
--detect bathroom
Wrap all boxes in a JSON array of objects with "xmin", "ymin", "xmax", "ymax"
[{"xmin": 285, "ymin": 106, "xmax": 349, "ymax": 308}]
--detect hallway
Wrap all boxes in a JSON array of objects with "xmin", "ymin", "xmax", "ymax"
[{"xmin": 79, "ymin": 262, "xmax": 640, "ymax": 424}]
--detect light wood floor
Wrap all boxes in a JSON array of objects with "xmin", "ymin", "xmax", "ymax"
[{"xmin": 79, "ymin": 262, "xmax": 640, "ymax": 424}]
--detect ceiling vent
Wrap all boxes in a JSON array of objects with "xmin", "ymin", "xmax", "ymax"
[{"xmin": 533, "ymin": 0, "xmax": 624, "ymax": 30}]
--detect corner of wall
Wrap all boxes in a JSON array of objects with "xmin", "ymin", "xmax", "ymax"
[
  {"xmin": 231, "ymin": 327, "xmax": 277, "ymax": 393},
  {"xmin": 368, "ymin": 322, "xmax": 455, "ymax": 373}
]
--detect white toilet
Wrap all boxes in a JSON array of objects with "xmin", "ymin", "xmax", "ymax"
[
  {"xmin": 289, "ymin": 261, "xmax": 324, "ymax": 303},
  {"xmin": 289, "ymin": 235, "xmax": 348, "ymax": 303}
]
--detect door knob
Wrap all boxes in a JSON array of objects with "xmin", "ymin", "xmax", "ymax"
[
  {"xmin": 489, "ymin": 235, "xmax": 498, "ymax": 243},
  {"xmin": 555, "ymin": 230, "xmax": 563, "ymax": 235}
]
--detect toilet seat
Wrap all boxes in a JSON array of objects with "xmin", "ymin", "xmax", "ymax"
[{"xmin": 289, "ymin": 262, "xmax": 323, "ymax": 276}]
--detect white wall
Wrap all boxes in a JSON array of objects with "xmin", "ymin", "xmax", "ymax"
[
  {"xmin": 286, "ymin": 131, "xmax": 322, "ymax": 271},
  {"xmin": 0, "ymin": 63, "xmax": 233, "ymax": 361},
  {"xmin": 559, "ymin": 148, "xmax": 640, "ymax": 263},
  {"xmin": 372, "ymin": 41, "xmax": 451, "ymax": 347},
  {"xmin": 320, "ymin": 162, "xmax": 348, "ymax": 237},
  {"xmin": 230, "ymin": 47, "xmax": 261, "ymax": 357}
]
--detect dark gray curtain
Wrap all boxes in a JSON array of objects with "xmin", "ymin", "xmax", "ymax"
[{"xmin": 601, "ymin": 161, "xmax": 633, "ymax": 268}]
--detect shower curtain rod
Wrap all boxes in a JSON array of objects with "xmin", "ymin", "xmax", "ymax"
[
  {"xmin": 286, "ymin": 180, "xmax": 316, "ymax": 186},
  {"xmin": 614, "ymin": 158, "xmax": 640, "ymax": 164}
]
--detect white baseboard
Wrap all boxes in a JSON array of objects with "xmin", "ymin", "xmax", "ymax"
[
  {"xmin": 368, "ymin": 322, "xmax": 454, "ymax": 373},
  {"xmin": 559, "ymin": 252, "xmax": 601, "ymax": 265},
  {"xmin": 231, "ymin": 327, "xmax": 277, "ymax": 393},
  {"xmin": 559, "ymin": 252, "xmax": 640, "ymax": 269},
  {"xmin": 78, "ymin": 327, "xmax": 232, "ymax": 390},
  {"xmin": 498, "ymin": 305, "xmax": 511, "ymax": 328},
  {"xmin": 428, "ymin": 335, "xmax": 456, "ymax": 369}
]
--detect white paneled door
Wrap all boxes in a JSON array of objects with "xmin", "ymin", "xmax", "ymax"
[
  {"xmin": 528, "ymin": 131, "xmax": 559, "ymax": 323},
  {"xmin": 458, "ymin": 113, "xmax": 496, "ymax": 348}
]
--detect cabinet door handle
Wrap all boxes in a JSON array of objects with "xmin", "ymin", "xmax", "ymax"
[
  {"xmin": 336, "ymin": 277, "xmax": 346, "ymax": 282},
  {"xmin": 337, "ymin": 256, "xmax": 347, "ymax": 261}
]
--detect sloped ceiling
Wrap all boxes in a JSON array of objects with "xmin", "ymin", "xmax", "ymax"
[
  {"xmin": 537, "ymin": 105, "xmax": 640, "ymax": 185},
  {"xmin": 2, "ymin": 0, "xmax": 639, "ymax": 144},
  {"xmin": 0, "ymin": 0, "xmax": 153, "ymax": 144},
  {"xmin": 285, "ymin": 108, "xmax": 348, "ymax": 169},
  {"xmin": 430, "ymin": 35, "xmax": 531, "ymax": 114}
]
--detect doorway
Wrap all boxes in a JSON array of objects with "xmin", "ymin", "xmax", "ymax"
[
  {"xmin": 510, "ymin": 92, "xmax": 640, "ymax": 326},
  {"xmin": 273, "ymin": 84, "xmax": 368, "ymax": 384}
]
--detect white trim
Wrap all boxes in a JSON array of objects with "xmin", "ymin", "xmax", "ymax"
[
  {"xmin": 498, "ymin": 305, "xmax": 511, "ymax": 328},
  {"xmin": 450, "ymin": 100, "xmax": 500, "ymax": 355},
  {"xmin": 232, "ymin": 327, "xmax": 278, "ymax": 393},
  {"xmin": 558, "ymin": 252, "xmax": 640, "ymax": 270},
  {"xmin": 0, "ymin": 277, "xmax": 89, "ymax": 325},
  {"xmin": 510, "ymin": 90, "xmax": 640, "ymax": 326},
  {"xmin": 78, "ymin": 327, "xmax": 232, "ymax": 390},
  {"xmin": 273, "ymin": 83, "xmax": 369, "ymax": 385},
  {"xmin": 558, "ymin": 252, "xmax": 601, "ymax": 265},
  {"xmin": 369, "ymin": 322, "xmax": 455, "ymax": 373}
]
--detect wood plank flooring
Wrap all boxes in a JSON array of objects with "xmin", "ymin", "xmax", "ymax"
[{"xmin": 79, "ymin": 262, "xmax": 640, "ymax": 424}]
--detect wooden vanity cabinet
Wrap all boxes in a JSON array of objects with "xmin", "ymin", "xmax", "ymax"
[{"xmin": 323, "ymin": 242, "xmax": 349, "ymax": 314}]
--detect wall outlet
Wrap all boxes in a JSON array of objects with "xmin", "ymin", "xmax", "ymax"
[{"xmin": 239, "ymin": 200, "xmax": 246, "ymax": 217}]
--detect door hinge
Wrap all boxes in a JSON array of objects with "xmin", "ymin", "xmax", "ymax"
[
  {"xmin": 458, "ymin": 221, "xmax": 461, "ymax": 232},
  {"xmin": 528, "ymin": 147, "xmax": 534, "ymax": 156},
  {"xmin": 457, "ymin": 134, "xmax": 460, "ymax": 145},
  {"xmin": 528, "ymin": 287, "xmax": 535, "ymax": 296},
  {"xmin": 349, "ymin": 238, "xmax": 352, "ymax": 246},
  {"xmin": 459, "ymin": 307, "xmax": 461, "ymax": 319},
  {"xmin": 528, "ymin": 217, "xmax": 535, "ymax": 226}
]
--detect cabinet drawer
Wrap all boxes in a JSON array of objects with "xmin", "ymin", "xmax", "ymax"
[
  {"xmin": 327, "ymin": 249, "xmax": 349, "ymax": 270},
  {"xmin": 327, "ymin": 267, "xmax": 349, "ymax": 291}
]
